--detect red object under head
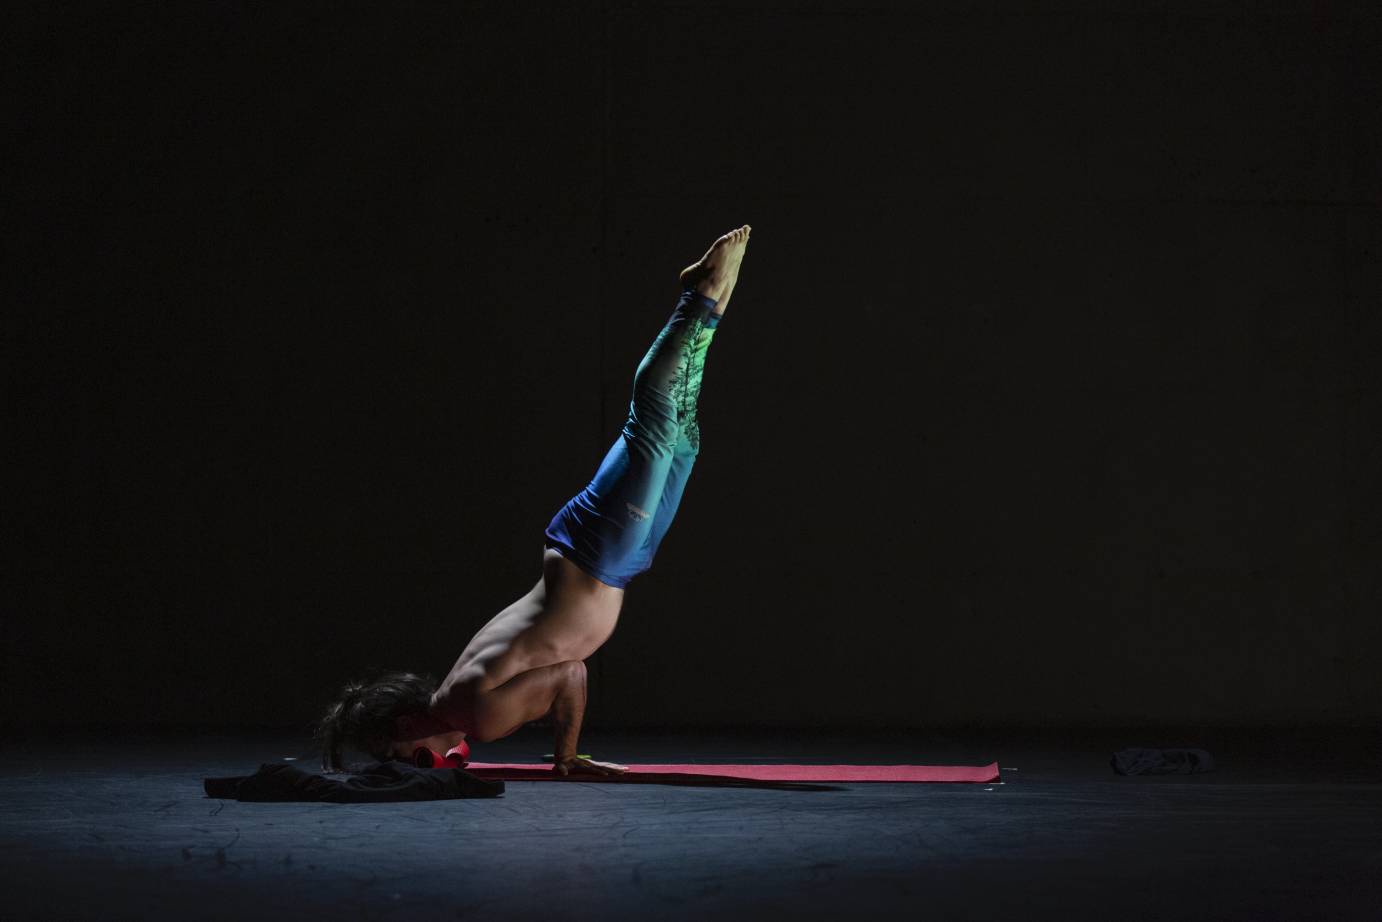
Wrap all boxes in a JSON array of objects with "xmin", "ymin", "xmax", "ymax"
[{"xmin": 412, "ymin": 742, "xmax": 470, "ymax": 768}]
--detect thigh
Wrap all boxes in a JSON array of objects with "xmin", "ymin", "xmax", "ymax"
[
  {"xmin": 587, "ymin": 432, "xmax": 676, "ymax": 537},
  {"xmin": 638, "ymin": 430, "xmax": 698, "ymax": 564}
]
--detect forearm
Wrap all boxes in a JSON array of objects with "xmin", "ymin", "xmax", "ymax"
[
  {"xmin": 547, "ymin": 661, "xmax": 627, "ymax": 777},
  {"xmin": 550, "ymin": 660, "xmax": 588, "ymax": 759}
]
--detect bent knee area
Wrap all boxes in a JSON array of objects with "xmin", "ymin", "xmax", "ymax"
[{"xmin": 624, "ymin": 426, "xmax": 681, "ymax": 456}]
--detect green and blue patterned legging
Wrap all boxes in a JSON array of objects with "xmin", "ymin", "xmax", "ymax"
[{"xmin": 544, "ymin": 286, "xmax": 721, "ymax": 588}]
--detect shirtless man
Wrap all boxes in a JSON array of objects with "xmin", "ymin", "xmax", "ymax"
[{"xmin": 317, "ymin": 225, "xmax": 751, "ymax": 776}]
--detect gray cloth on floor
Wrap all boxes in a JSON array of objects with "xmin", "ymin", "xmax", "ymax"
[{"xmin": 1111, "ymin": 748, "xmax": 1215, "ymax": 775}]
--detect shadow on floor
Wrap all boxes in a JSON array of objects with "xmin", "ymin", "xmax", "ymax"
[{"xmin": 1, "ymin": 725, "xmax": 1378, "ymax": 921}]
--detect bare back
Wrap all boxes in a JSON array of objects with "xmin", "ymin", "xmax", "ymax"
[{"xmin": 430, "ymin": 549, "xmax": 624, "ymax": 724}]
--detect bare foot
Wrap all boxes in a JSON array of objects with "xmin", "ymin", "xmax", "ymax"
[
  {"xmin": 679, "ymin": 225, "xmax": 751, "ymax": 314},
  {"xmin": 710, "ymin": 227, "xmax": 750, "ymax": 315}
]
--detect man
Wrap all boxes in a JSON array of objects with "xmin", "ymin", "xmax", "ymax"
[{"xmin": 318, "ymin": 225, "xmax": 751, "ymax": 776}]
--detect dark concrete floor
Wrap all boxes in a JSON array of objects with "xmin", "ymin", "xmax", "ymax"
[{"xmin": 1, "ymin": 727, "xmax": 1378, "ymax": 921}]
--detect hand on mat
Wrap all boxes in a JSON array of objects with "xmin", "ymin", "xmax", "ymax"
[{"xmin": 554, "ymin": 755, "xmax": 628, "ymax": 777}]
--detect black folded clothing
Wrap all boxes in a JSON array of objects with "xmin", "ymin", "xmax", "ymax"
[
  {"xmin": 1110, "ymin": 747, "xmax": 1215, "ymax": 776},
  {"xmin": 204, "ymin": 760, "xmax": 504, "ymax": 802}
]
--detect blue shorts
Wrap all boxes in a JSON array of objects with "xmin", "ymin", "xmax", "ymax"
[{"xmin": 544, "ymin": 287, "xmax": 721, "ymax": 588}]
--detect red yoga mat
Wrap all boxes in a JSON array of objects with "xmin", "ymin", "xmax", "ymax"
[{"xmin": 463, "ymin": 762, "xmax": 1000, "ymax": 784}]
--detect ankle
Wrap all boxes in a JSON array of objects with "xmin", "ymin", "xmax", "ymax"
[{"xmin": 695, "ymin": 276, "xmax": 725, "ymax": 301}]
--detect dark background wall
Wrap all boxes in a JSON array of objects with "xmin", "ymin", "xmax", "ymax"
[{"xmin": 7, "ymin": 1, "xmax": 1379, "ymax": 731}]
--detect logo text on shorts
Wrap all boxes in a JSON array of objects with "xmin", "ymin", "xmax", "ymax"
[{"xmin": 625, "ymin": 502, "xmax": 651, "ymax": 522}]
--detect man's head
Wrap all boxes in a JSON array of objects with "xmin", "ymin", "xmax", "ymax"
[{"xmin": 315, "ymin": 670, "xmax": 436, "ymax": 771}]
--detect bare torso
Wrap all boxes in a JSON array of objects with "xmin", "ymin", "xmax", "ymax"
[{"xmin": 429, "ymin": 549, "xmax": 624, "ymax": 729}]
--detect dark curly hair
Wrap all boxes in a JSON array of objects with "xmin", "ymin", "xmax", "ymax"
[{"xmin": 315, "ymin": 670, "xmax": 437, "ymax": 772}]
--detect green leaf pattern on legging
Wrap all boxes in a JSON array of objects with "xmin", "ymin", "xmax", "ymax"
[{"xmin": 670, "ymin": 317, "xmax": 716, "ymax": 453}]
